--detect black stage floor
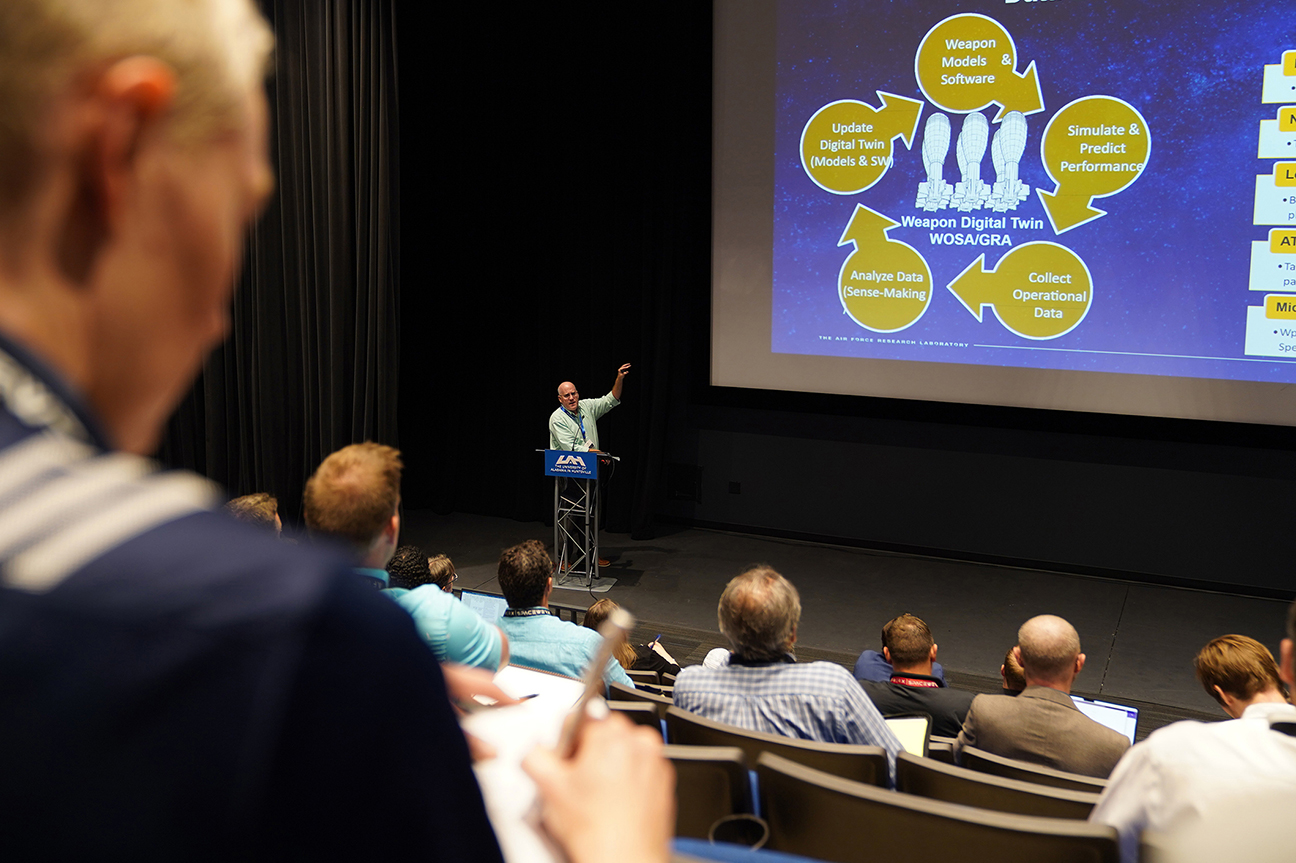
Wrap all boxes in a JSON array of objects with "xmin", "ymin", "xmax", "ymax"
[{"xmin": 401, "ymin": 511, "xmax": 1291, "ymax": 737}]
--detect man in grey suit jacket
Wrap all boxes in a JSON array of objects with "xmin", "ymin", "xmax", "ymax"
[{"xmin": 953, "ymin": 615, "xmax": 1130, "ymax": 778}]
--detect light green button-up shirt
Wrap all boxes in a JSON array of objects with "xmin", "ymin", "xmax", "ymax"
[{"xmin": 548, "ymin": 392, "xmax": 620, "ymax": 451}]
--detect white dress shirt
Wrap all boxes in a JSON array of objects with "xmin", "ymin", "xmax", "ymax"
[{"xmin": 1090, "ymin": 701, "xmax": 1296, "ymax": 863}]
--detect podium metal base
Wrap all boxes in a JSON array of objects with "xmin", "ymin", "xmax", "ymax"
[{"xmin": 553, "ymin": 574, "xmax": 618, "ymax": 593}]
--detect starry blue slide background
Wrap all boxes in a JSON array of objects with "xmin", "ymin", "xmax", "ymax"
[{"xmin": 773, "ymin": 0, "xmax": 1296, "ymax": 384}]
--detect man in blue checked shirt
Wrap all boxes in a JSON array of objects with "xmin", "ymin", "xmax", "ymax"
[{"xmin": 672, "ymin": 566, "xmax": 904, "ymax": 785}]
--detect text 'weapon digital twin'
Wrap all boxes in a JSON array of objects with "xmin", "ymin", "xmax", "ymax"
[{"xmin": 800, "ymin": 12, "xmax": 1148, "ymax": 340}]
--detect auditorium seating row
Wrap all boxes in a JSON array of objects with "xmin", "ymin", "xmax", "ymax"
[
  {"xmin": 607, "ymin": 690, "xmax": 1118, "ymax": 863},
  {"xmin": 625, "ymin": 667, "xmax": 678, "ymax": 688},
  {"xmin": 752, "ymin": 752, "xmax": 1117, "ymax": 863}
]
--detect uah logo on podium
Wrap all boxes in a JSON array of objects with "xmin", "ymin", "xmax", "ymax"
[{"xmin": 544, "ymin": 449, "xmax": 598, "ymax": 478}]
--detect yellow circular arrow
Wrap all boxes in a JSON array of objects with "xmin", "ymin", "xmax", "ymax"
[
  {"xmin": 1038, "ymin": 96, "xmax": 1150, "ymax": 233},
  {"xmin": 800, "ymin": 93, "xmax": 923, "ymax": 195},
  {"xmin": 915, "ymin": 13, "xmax": 1043, "ymax": 120},
  {"xmin": 837, "ymin": 205, "xmax": 933, "ymax": 332},
  {"xmin": 946, "ymin": 242, "xmax": 1092, "ymax": 339}
]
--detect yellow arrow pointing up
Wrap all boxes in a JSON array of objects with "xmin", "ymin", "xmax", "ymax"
[
  {"xmin": 837, "ymin": 205, "xmax": 933, "ymax": 333},
  {"xmin": 838, "ymin": 204, "xmax": 900, "ymax": 248}
]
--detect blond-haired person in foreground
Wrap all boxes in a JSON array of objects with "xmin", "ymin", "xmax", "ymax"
[{"xmin": 0, "ymin": 3, "xmax": 672, "ymax": 862}]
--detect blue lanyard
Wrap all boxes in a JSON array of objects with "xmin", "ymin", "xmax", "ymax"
[{"xmin": 563, "ymin": 407, "xmax": 586, "ymax": 441}]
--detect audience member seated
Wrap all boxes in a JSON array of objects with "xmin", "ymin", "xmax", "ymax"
[
  {"xmin": 224, "ymin": 491, "xmax": 282, "ymax": 534},
  {"xmin": 0, "ymin": 1, "xmax": 530, "ymax": 856},
  {"xmin": 0, "ymin": 2, "xmax": 681, "ymax": 859},
  {"xmin": 304, "ymin": 443, "xmax": 506, "ymax": 670},
  {"xmin": 703, "ymin": 647, "xmax": 731, "ymax": 668},
  {"xmin": 954, "ymin": 614, "xmax": 1129, "ymax": 778},
  {"xmin": 1090, "ymin": 632, "xmax": 1296, "ymax": 863},
  {"xmin": 427, "ymin": 553, "xmax": 458, "ymax": 591},
  {"xmin": 584, "ymin": 599, "xmax": 681, "ymax": 677},
  {"xmin": 858, "ymin": 613, "xmax": 974, "ymax": 738},
  {"xmin": 1001, "ymin": 645, "xmax": 1026, "ymax": 694},
  {"xmin": 855, "ymin": 620, "xmax": 946, "ymax": 684},
  {"xmin": 496, "ymin": 540, "xmax": 633, "ymax": 687},
  {"xmin": 386, "ymin": 544, "xmax": 451, "ymax": 591},
  {"xmin": 584, "ymin": 599, "xmax": 640, "ymax": 673},
  {"xmin": 672, "ymin": 566, "xmax": 904, "ymax": 783}
]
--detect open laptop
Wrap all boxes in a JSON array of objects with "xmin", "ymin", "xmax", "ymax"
[
  {"xmin": 1071, "ymin": 694, "xmax": 1139, "ymax": 743},
  {"xmin": 457, "ymin": 589, "xmax": 509, "ymax": 624}
]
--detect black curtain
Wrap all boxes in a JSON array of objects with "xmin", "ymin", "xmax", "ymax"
[
  {"xmin": 159, "ymin": 0, "xmax": 401, "ymax": 524},
  {"xmin": 397, "ymin": 5, "xmax": 712, "ymax": 539}
]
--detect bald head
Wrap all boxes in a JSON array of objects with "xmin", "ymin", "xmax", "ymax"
[
  {"xmin": 557, "ymin": 381, "xmax": 579, "ymax": 413},
  {"xmin": 1016, "ymin": 614, "xmax": 1084, "ymax": 690}
]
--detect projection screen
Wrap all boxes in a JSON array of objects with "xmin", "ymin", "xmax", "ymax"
[{"xmin": 712, "ymin": 0, "xmax": 1296, "ymax": 425}]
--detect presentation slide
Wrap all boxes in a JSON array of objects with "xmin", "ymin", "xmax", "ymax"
[{"xmin": 713, "ymin": 0, "xmax": 1296, "ymax": 425}]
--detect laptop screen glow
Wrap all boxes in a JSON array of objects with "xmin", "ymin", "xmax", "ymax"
[
  {"xmin": 1071, "ymin": 694, "xmax": 1139, "ymax": 743},
  {"xmin": 458, "ymin": 589, "xmax": 508, "ymax": 624}
]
